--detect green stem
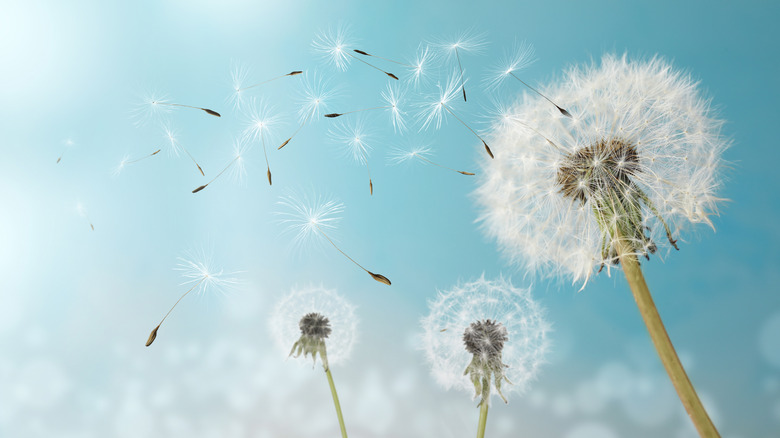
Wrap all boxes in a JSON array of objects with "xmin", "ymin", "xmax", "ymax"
[
  {"xmin": 476, "ymin": 400, "xmax": 489, "ymax": 438},
  {"xmin": 617, "ymin": 240, "xmax": 720, "ymax": 438},
  {"xmin": 323, "ymin": 356, "xmax": 348, "ymax": 438}
]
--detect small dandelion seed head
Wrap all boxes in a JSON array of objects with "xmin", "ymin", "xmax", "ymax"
[
  {"xmin": 475, "ymin": 54, "xmax": 729, "ymax": 285},
  {"xmin": 297, "ymin": 71, "xmax": 337, "ymax": 123},
  {"xmin": 435, "ymin": 28, "xmax": 488, "ymax": 57},
  {"xmin": 276, "ymin": 191, "xmax": 344, "ymax": 255},
  {"xmin": 418, "ymin": 72, "xmax": 463, "ymax": 131},
  {"xmin": 132, "ymin": 90, "xmax": 171, "ymax": 126},
  {"xmin": 242, "ymin": 98, "xmax": 282, "ymax": 144},
  {"xmin": 112, "ymin": 155, "xmax": 130, "ymax": 177},
  {"xmin": 329, "ymin": 119, "xmax": 372, "ymax": 165},
  {"xmin": 421, "ymin": 275, "xmax": 550, "ymax": 405},
  {"xmin": 381, "ymin": 82, "xmax": 407, "ymax": 133},
  {"xmin": 271, "ymin": 285, "xmax": 357, "ymax": 367},
  {"xmin": 408, "ymin": 44, "xmax": 436, "ymax": 88},
  {"xmin": 160, "ymin": 121, "xmax": 182, "ymax": 157},
  {"xmin": 312, "ymin": 24, "xmax": 354, "ymax": 72},
  {"xmin": 387, "ymin": 142, "xmax": 433, "ymax": 166},
  {"xmin": 174, "ymin": 247, "xmax": 240, "ymax": 298},
  {"xmin": 484, "ymin": 40, "xmax": 537, "ymax": 91},
  {"xmin": 228, "ymin": 61, "xmax": 251, "ymax": 110}
]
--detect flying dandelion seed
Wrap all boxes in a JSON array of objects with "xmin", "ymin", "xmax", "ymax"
[
  {"xmin": 242, "ymin": 99, "xmax": 282, "ymax": 186},
  {"xmin": 422, "ymin": 276, "xmax": 550, "ymax": 437},
  {"xmin": 409, "ymin": 44, "xmax": 436, "ymax": 88},
  {"xmin": 328, "ymin": 119, "xmax": 376, "ymax": 195},
  {"xmin": 76, "ymin": 202, "xmax": 94, "ymax": 231},
  {"xmin": 485, "ymin": 41, "xmax": 570, "ymax": 117},
  {"xmin": 192, "ymin": 140, "xmax": 250, "ymax": 193},
  {"xmin": 276, "ymin": 192, "xmax": 391, "ymax": 285},
  {"xmin": 270, "ymin": 285, "xmax": 357, "ymax": 437},
  {"xmin": 278, "ymin": 72, "xmax": 337, "ymax": 150},
  {"xmin": 135, "ymin": 90, "xmax": 220, "ymax": 124},
  {"xmin": 146, "ymin": 249, "xmax": 240, "ymax": 347},
  {"xmin": 435, "ymin": 28, "xmax": 487, "ymax": 102},
  {"xmin": 388, "ymin": 143, "xmax": 475, "ymax": 176},
  {"xmin": 161, "ymin": 122, "xmax": 205, "ymax": 176},
  {"xmin": 419, "ymin": 73, "xmax": 494, "ymax": 158},
  {"xmin": 229, "ymin": 61, "xmax": 303, "ymax": 110},
  {"xmin": 313, "ymin": 25, "xmax": 398, "ymax": 80},
  {"xmin": 325, "ymin": 83, "xmax": 406, "ymax": 133},
  {"xmin": 56, "ymin": 138, "xmax": 75, "ymax": 164},
  {"xmin": 112, "ymin": 149, "xmax": 161, "ymax": 177},
  {"xmin": 475, "ymin": 54, "xmax": 727, "ymax": 436}
]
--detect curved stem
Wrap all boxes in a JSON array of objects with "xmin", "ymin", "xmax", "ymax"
[
  {"xmin": 322, "ymin": 350, "xmax": 348, "ymax": 438},
  {"xmin": 617, "ymin": 240, "xmax": 720, "ymax": 437},
  {"xmin": 476, "ymin": 400, "xmax": 489, "ymax": 438}
]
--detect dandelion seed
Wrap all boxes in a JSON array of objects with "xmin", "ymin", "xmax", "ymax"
[
  {"xmin": 276, "ymin": 193, "xmax": 391, "ymax": 285},
  {"xmin": 422, "ymin": 276, "xmax": 549, "ymax": 436},
  {"xmin": 475, "ymin": 54, "xmax": 727, "ymax": 436},
  {"xmin": 192, "ymin": 140, "xmax": 250, "ymax": 193},
  {"xmin": 135, "ymin": 90, "xmax": 220, "ymax": 123},
  {"xmin": 325, "ymin": 83, "xmax": 406, "ymax": 133},
  {"xmin": 112, "ymin": 148, "xmax": 161, "ymax": 177},
  {"xmin": 278, "ymin": 72, "xmax": 337, "ymax": 150},
  {"xmin": 145, "ymin": 248, "xmax": 240, "ymax": 346},
  {"xmin": 485, "ymin": 42, "xmax": 569, "ymax": 117},
  {"xmin": 229, "ymin": 61, "xmax": 303, "ymax": 110},
  {"xmin": 76, "ymin": 202, "xmax": 95, "ymax": 231},
  {"xmin": 243, "ymin": 99, "xmax": 282, "ymax": 186},
  {"xmin": 56, "ymin": 138, "xmax": 75, "ymax": 164},
  {"xmin": 419, "ymin": 73, "xmax": 494, "ymax": 158},
  {"xmin": 388, "ymin": 144, "xmax": 475, "ymax": 176},
  {"xmin": 435, "ymin": 28, "xmax": 487, "ymax": 102},
  {"xmin": 329, "ymin": 119, "xmax": 376, "ymax": 195},
  {"xmin": 409, "ymin": 44, "xmax": 435, "ymax": 88},
  {"xmin": 313, "ymin": 25, "xmax": 398, "ymax": 80},
  {"xmin": 270, "ymin": 285, "xmax": 357, "ymax": 437},
  {"xmin": 162, "ymin": 122, "xmax": 205, "ymax": 176}
]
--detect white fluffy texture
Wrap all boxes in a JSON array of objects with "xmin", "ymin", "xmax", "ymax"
[
  {"xmin": 475, "ymin": 54, "xmax": 728, "ymax": 284},
  {"xmin": 270, "ymin": 285, "xmax": 357, "ymax": 366},
  {"xmin": 421, "ymin": 275, "xmax": 550, "ymax": 403}
]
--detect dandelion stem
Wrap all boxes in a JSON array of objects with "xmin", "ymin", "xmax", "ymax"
[
  {"xmin": 476, "ymin": 399, "xmax": 489, "ymax": 438},
  {"xmin": 261, "ymin": 131, "xmax": 272, "ymax": 186},
  {"xmin": 192, "ymin": 155, "xmax": 240, "ymax": 193},
  {"xmin": 322, "ymin": 349, "xmax": 349, "ymax": 438},
  {"xmin": 315, "ymin": 224, "xmax": 390, "ymax": 285},
  {"xmin": 455, "ymin": 47, "xmax": 467, "ymax": 102},
  {"xmin": 353, "ymin": 49, "xmax": 412, "ymax": 67},
  {"xmin": 278, "ymin": 109, "xmax": 315, "ymax": 150},
  {"xmin": 416, "ymin": 155, "xmax": 475, "ymax": 175},
  {"xmin": 146, "ymin": 277, "xmax": 206, "ymax": 346},
  {"xmin": 442, "ymin": 104, "xmax": 494, "ymax": 158},
  {"xmin": 616, "ymin": 237, "xmax": 720, "ymax": 438},
  {"xmin": 508, "ymin": 72, "xmax": 571, "ymax": 117},
  {"xmin": 324, "ymin": 106, "xmax": 390, "ymax": 118},
  {"xmin": 238, "ymin": 70, "xmax": 303, "ymax": 92},
  {"xmin": 127, "ymin": 149, "xmax": 161, "ymax": 165},
  {"xmin": 346, "ymin": 52, "xmax": 399, "ymax": 80},
  {"xmin": 154, "ymin": 102, "xmax": 221, "ymax": 117}
]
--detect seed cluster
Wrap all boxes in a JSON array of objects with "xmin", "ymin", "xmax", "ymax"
[
  {"xmin": 463, "ymin": 319, "xmax": 508, "ymax": 358},
  {"xmin": 556, "ymin": 137, "xmax": 641, "ymax": 204},
  {"xmin": 299, "ymin": 312, "xmax": 332, "ymax": 339}
]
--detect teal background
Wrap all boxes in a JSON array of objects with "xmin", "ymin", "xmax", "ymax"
[{"xmin": 1, "ymin": 1, "xmax": 779, "ymax": 437}]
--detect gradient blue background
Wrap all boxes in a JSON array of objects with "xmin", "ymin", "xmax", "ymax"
[{"xmin": 1, "ymin": 1, "xmax": 778, "ymax": 437}]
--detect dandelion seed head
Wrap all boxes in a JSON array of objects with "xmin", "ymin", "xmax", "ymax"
[
  {"xmin": 112, "ymin": 155, "xmax": 130, "ymax": 177},
  {"xmin": 475, "ymin": 54, "xmax": 729, "ymax": 284},
  {"xmin": 418, "ymin": 73, "xmax": 462, "ymax": 131},
  {"xmin": 381, "ymin": 83, "xmax": 407, "ymax": 133},
  {"xmin": 312, "ymin": 25, "xmax": 354, "ymax": 72},
  {"xmin": 242, "ymin": 99, "xmax": 281, "ymax": 144},
  {"xmin": 387, "ymin": 142, "xmax": 433, "ymax": 166},
  {"xmin": 297, "ymin": 72, "xmax": 336, "ymax": 123},
  {"xmin": 276, "ymin": 192, "xmax": 344, "ymax": 254},
  {"xmin": 408, "ymin": 44, "xmax": 435, "ymax": 88},
  {"xmin": 329, "ymin": 119, "xmax": 372, "ymax": 164},
  {"xmin": 227, "ymin": 139, "xmax": 251, "ymax": 185},
  {"xmin": 161, "ymin": 122, "xmax": 182, "ymax": 157},
  {"xmin": 133, "ymin": 90, "xmax": 171, "ymax": 126},
  {"xmin": 270, "ymin": 285, "xmax": 357, "ymax": 366},
  {"xmin": 174, "ymin": 248, "xmax": 240, "ymax": 298},
  {"xmin": 484, "ymin": 40, "xmax": 536, "ymax": 91},
  {"xmin": 436, "ymin": 28, "xmax": 488, "ymax": 57},
  {"xmin": 228, "ymin": 61, "xmax": 251, "ymax": 110},
  {"xmin": 421, "ymin": 275, "xmax": 550, "ymax": 404}
]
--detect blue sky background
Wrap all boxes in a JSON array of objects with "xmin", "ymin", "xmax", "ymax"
[{"xmin": 1, "ymin": 1, "xmax": 779, "ymax": 437}]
